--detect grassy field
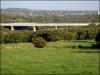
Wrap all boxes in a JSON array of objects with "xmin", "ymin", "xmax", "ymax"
[{"xmin": 1, "ymin": 40, "xmax": 100, "ymax": 75}]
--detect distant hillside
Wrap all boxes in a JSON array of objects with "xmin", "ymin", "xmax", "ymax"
[
  {"xmin": 1, "ymin": 8, "xmax": 99, "ymax": 23},
  {"xmin": 2, "ymin": 8, "xmax": 32, "ymax": 13},
  {"xmin": 1, "ymin": 8, "xmax": 98, "ymax": 16}
]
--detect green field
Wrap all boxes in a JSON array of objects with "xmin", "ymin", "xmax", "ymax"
[{"xmin": 1, "ymin": 40, "xmax": 100, "ymax": 75}]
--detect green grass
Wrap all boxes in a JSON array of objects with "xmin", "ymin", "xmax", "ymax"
[{"xmin": 1, "ymin": 40, "xmax": 100, "ymax": 75}]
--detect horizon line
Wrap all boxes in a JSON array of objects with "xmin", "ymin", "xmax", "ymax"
[{"xmin": 1, "ymin": 8, "xmax": 99, "ymax": 11}]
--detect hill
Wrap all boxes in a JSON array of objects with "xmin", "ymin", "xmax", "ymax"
[{"xmin": 1, "ymin": 8, "xmax": 98, "ymax": 16}]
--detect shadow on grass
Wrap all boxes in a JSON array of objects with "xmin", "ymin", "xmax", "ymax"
[
  {"xmin": 71, "ymin": 44, "xmax": 100, "ymax": 53},
  {"xmin": 79, "ymin": 44, "xmax": 100, "ymax": 49},
  {"xmin": 72, "ymin": 50, "xmax": 100, "ymax": 53}
]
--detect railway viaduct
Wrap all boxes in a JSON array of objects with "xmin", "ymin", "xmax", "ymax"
[{"xmin": 1, "ymin": 23, "xmax": 99, "ymax": 31}]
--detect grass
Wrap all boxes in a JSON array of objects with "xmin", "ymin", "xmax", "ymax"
[{"xmin": 1, "ymin": 40, "xmax": 100, "ymax": 75}]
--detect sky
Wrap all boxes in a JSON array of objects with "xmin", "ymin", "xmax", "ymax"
[{"xmin": 1, "ymin": 1, "xmax": 99, "ymax": 10}]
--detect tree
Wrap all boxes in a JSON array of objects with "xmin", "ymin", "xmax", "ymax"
[
  {"xmin": 0, "ymin": 31, "xmax": 7, "ymax": 44},
  {"xmin": 32, "ymin": 37, "xmax": 47, "ymax": 48},
  {"xmin": 87, "ymin": 23, "xmax": 97, "ymax": 40},
  {"xmin": 32, "ymin": 29, "xmax": 64, "ymax": 42},
  {"xmin": 64, "ymin": 32, "xmax": 76, "ymax": 41}
]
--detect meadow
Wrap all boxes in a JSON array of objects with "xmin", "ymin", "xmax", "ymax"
[{"xmin": 1, "ymin": 40, "xmax": 100, "ymax": 75}]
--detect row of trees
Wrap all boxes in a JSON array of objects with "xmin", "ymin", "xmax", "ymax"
[
  {"xmin": 0, "ymin": 30, "xmax": 32, "ymax": 43},
  {"xmin": 0, "ymin": 23, "xmax": 100, "ymax": 48},
  {"xmin": 0, "ymin": 29, "xmax": 75, "ymax": 44},
  {"xmin": 1, "ymin": 14, "xmax": 99, "ymax": 23}
]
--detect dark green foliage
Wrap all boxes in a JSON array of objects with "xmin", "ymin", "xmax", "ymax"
[
  {"xmin": 0, "ymin": 31, "xmax": 7, "ymax": 44},
  {"xmin": 64, "ymin": 32, "xmax": 76, "ymax": 41},
  {"xmin": 32, "ymin": 37, "xmax": 47, "ymax": 48},
  {"xmin": 31, "ymin": 30, "xmax": 64, "ymax": 42},
  {"xmin": 77, "ymin": 31, "xmax": 88, "ymax": 40},
  {"xmin": 48, "ymin": 30, "xmax": 64, "ymax": 41},
  {"xmin": 38, "ymin": 31, "xmax": 53, "ymax": 42},
  {"xmin": 76, "ymin": 23, "xmax": 98, "ymax": 40},
  {"xmin": 95, "ymin": 32, "xmax": 100, "ymax": 42},
  {"xmin": 0, "ymin": 26, "xmax": 10, "ymax": 32},
  {"xmin": 87, "ymin": 23, "xmax": 97, "ymax": 40},
  {"xmin": 95, "ymin": 32, "xmax": 100, "ymax": 48},
  {"xmin": 0, "ymin": 22, "xmax": 99, "ymax": 45},
  {"xmin": 5, "ymin": 32, "xmax": 25, "ymax": 43},
  {"xmin": 0, "ymin": 30, "xmax": 32, "ymax": 44}
]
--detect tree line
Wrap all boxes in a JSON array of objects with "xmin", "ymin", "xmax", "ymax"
[
  {"xmin": 1, "ymin": 14, "xmax": 99, "ymax": 23},
  {"xmin": 0, "ymin": 23, "xmax": 100, "ymax": 48}
]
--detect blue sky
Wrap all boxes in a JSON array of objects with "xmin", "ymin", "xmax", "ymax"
[{"xmin": 1, "ymin": 1, "xmax": 99, "ymax": 10}]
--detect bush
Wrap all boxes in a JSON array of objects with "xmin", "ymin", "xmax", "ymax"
[
  {"xmin": 48, "ymin": 31, "xmax": 61, "ymax": 42},
  {"xmin": 32, "ymin": 37, "xmax": 47, "ymax": 48},
  {"xmin": 0, "ymin": 31, "xmax": 7, "ymax": 44},
  {"xmin": 0, "ymin": 30, "xmax": 32, "ymax": 44},
  {"xmin": 32, "ymin": 29, "xmax": 64, "ymax": 42},
  {"xmin": 37, "ymin": 30, "xmax": 52, "ymax": 42}
]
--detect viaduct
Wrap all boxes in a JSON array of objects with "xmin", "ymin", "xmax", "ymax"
[{"xmin": 1, "ymin": 23, "xmax": 99, "ymax": 31}]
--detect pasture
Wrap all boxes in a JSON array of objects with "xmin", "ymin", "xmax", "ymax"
[{"xmin": 1, "ymin": 40, "xmax": 100, "ymax": 75}]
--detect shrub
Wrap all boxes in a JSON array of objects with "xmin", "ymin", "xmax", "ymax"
[
  {"xmin": 50, "ymin": 30, "xmax": 64, "ymax": 41},
  {"xmin": 48, "ymin": 31, "xmax": 61, "ymax": 42},
  {"xmin": 0, "ymin": 30, "xmax": 32, "ymax": 44},
  {"xmin": 32, "ymin": 37, "xmax": 47, "ymax": 48},
  {"xmin": 0, "ymin": 31, "xmax": 7, "ymax": 44},
  {"xmin": 32, "ymin": 29, "xmax": 64, "ymax": 42},
  {"xmin": 37, "ymin": 30, "xmax": 52, "ymax": 42},
  {"xmin": 4, "ymin": 32, "xmax": 26, "ymax": 43}
]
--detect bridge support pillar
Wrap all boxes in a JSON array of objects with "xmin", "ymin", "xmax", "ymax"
[
  {"xmin": 33, "ymin": 26, "xmax": 36, "ymax": 32},
  {"xmin": 11, "ymin": 26, "xmax": 14, "ymax": 31},
  {"xmin": 55, "ymin": 26, "xmax": 57, "ymax": 29}
]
